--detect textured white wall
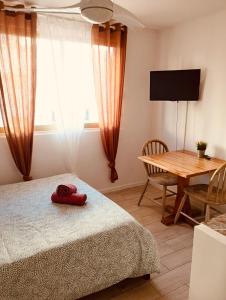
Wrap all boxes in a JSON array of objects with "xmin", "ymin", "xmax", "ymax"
[
  {"xmin": 3, "ymin": 9, "xmax": 226, "ymax": 191},
  {"xmin": 150, "ymin": 9, "xmax": 226, "ymax": 209},
  {"xmin": 0, "ymin": 29, "xmax": 158, "ymax": 191},
  {"xmin": 151, "ymin": 9, "xmax": 226, "ymax": 160}
]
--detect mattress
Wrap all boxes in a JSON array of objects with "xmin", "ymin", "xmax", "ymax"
[
  {"xmin": 0, "ymin": 174, "xmax": 159, "ymax": 300},
  {"xmin": 206, "ymin": 213, "xmax": 226, "ymax": 236}
]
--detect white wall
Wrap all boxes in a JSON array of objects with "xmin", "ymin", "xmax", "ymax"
[
  {"xmin": 4, "ymin": 9, "xmax": 226, "ymax": 191},
  {"xmin": 0, "ymin": 29, "xmax": 158, "ymax": 191},
  {"xmin": 151, "ymin": 10, "xmax": 226, "ymax": 160}
]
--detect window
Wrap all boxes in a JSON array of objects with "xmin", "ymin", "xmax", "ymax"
[
  {"xmin": 0, "ymin": 17, "xmax": 99, "ymax": 133},
  {"xmin": 35, "ymin": 36, "xmax": 99, "ymax": 129},
  {"xmin": 35, "ymin": 23, "xmax": 99, "ymax": 130}
]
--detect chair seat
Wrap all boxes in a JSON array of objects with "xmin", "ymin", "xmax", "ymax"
[
  {"xmin": 149, "ymin": 172, "xmax": 178, "ymax": 186},
  {"xmin": 185, "ymin": 184, "xmax": 226, "ymax": 205}
]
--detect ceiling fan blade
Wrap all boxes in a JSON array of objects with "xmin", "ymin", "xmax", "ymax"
[
  {"xmin": 54, "ymin": 2, "xmax": 81, "ymax": 9},
  {"xmin": 113, "ymin": 3, "xmax": 145, "ymax": 29},
  {"xmin": 2, "ymin": 6, "xmax": 81, "ymax": 14}
]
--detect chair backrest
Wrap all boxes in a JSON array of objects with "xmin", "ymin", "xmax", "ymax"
[
  {"xmin": 142, "ymin": 139, "xmax": 169, "ymax": 176},
  {"xmin": 207, "ymin": 163, "xmax": 226, "ymax": 204}
]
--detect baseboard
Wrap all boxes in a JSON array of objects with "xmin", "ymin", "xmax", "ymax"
[{"xmin": 99, "ymin": 181, "xmax": 145, "ymax": 194}]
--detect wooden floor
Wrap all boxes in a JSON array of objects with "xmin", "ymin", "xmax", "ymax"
[{"xmin": 82, "ymin": 185, "xmax": 193, "ymax": 300}]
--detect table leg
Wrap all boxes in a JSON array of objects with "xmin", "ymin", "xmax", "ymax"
[
  {"xmin": 161, "ymin": 177, "xmax": 191, "ymax": 225},
  {"xmin": 174, "ymin": 177, "xmax": 191, "ymax": 214}
]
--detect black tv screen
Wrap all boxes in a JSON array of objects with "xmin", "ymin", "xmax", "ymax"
[{"xmin": 150, "ymin": 69, "xmax": 201, "ymax": 101}]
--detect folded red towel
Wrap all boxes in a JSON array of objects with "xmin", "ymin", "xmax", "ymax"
[
  {"xmin": 51, "ymin": 192, "xmax": 87, "ymax": 206},
  {"xmin": 56, "ymin": 184, "xmax": 77, "ymax": 197}
]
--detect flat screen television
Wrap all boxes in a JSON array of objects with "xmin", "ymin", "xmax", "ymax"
[{"xmin": 150, "ymin": 69, "xmax": 201, "ymax": 101}]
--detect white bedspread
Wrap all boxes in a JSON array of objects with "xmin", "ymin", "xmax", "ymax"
[{"xmin": 0, "ymin": 174, "xmax": 159, "ymax": 300}]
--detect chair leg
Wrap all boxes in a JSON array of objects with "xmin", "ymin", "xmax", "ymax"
[
  {"xmin": 174, "ymin": 194, "xmax": 187, "ymax": 224},
  {"xmin": 205, "ymin": 204, "xmax": 211, "ymax": 222},
  {"xmin": 138, "ymin": 179, "xmax": 149, "ymax": 206},
  {"xmin": 162, "ymin": 186, "xmax": 167, "ymax": 218},
  {"xmin": 204, "ymin": 203, "xmax": 207, "ymax": 215}
]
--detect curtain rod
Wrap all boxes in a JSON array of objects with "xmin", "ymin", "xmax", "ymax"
[
  {"xmin": 0, "ymin": 7, "xmax": 78, "ymax": 14},
  {"xmin": 99, "ymin": 24, "xmax": 126, "ymax": 31},
  {"xmin": 0, "ymin": 8, "xmax": 126, "ymax": 29},
  {"xmin": 0, "ymin": 5, "xmax": 126, "ymax": 29}
]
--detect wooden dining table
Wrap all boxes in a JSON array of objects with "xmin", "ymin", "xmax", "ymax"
[{"xmin": 138, "ymin": 150, "xmax": 225, "ymax": 225}]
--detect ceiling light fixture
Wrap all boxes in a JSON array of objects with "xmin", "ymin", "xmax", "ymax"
[{"xmin": 81, "ymin": 0, "xmax": 113, "ymax": 24}]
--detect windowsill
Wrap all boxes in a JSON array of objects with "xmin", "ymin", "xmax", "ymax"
[
  {"xmin": 36, "ymin": 123, "xmax": 100, "ymax": 130},
  {"xmin": 84, "ymin": 122, "xmax": 99, "ymax": 129},
  {"xmin": 0, "ymin": 122, "xmax": 99, "ymax": 135}
]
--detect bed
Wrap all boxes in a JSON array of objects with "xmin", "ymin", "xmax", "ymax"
[{"xmin": 0, "ymin": 174, "xmax": 160, "ymax": 300}]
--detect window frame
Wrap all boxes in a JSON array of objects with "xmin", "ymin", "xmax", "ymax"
[
  {"xmin": 0, "ymin": 122, "xmax": 99, "ymax": 134},
  {"xmin": 84, "ymin": 122, "xmax": 99, "ymax": 129}
]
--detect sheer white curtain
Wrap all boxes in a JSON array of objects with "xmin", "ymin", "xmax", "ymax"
[{"xmin": 37, "ymin": 15, "xmax": 93, "ymax": 173}]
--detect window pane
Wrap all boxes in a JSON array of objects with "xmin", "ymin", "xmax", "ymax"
[
  {"xmin": 1, "ymin": 17, "xmax": 99, "ymax": 129},
  {"xmin": 36, "ymin": 21, "xmax": 98, "ymax": 126},
  {"xmin": 87, "ymin": 98, "xmax": 98, "ymax": 124},
  {"xmin": 35, "ymin": 35, "xmax": 56, "ymax": 126}
]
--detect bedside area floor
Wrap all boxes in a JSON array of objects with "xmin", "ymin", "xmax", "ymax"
[{"xmin": 82, "ymin": 185, "xmax": 193, "ymax": 300}]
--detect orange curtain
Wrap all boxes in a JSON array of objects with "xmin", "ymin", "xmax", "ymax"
[
  {"xmin": 91, "ymin": 23, "xmax": 127, "ymax": 183},
  {"xmin": 0, "ymin": 10, "xmax": 37, "ymax": 181}
]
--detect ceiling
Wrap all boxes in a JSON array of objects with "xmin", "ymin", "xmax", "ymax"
[
  {"xmin": 114, "ymin": 0, "xmax": 226, "ymax": 28},
  {"xmin": 7, "ymin": 0, "xmax": 226, "ymax": 28}
]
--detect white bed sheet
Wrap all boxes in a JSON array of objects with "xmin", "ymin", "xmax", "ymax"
[{"xmin": 0, "ymin": 174, "xmax": 159, "ymax": 299}]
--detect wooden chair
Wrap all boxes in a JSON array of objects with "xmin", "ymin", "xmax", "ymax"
[
  {"xmin": 138, "ymin": 139, "xmax": 178, "ymax": 218},
  {"xmin": 174, "ymin": 163, "xmax": 226, "ymax": 224}
]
